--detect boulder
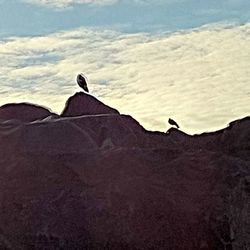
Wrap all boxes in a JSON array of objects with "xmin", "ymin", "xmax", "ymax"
[{"xmin": 0, "ymin": 103, "xmax": 55, "ymax": 122}]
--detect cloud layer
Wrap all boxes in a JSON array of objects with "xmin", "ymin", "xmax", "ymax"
[
  {"xmin": 22, "ymin": 0, "xmax": 117, "ymax": 8},
  {"xmin": 20, "ymin": 0, "xmax": 250, "ymax": 10},
  {"xmin": 20, "ymin": 0, "xmax": 186, "ymax": 9},
  {"xmin": 0, "ymin": 23, "xmax": 250, "ymax": 134}
]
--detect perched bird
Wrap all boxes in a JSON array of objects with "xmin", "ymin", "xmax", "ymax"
[
  {"xmin": 76, "ymin": 73, "xmax": 89, "ymax": 92},
  {"xmin": 168, "ymin": 118, "xmax": 179, "ymax": 129}
]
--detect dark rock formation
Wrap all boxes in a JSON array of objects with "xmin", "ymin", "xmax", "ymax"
[
  {"xmin": 0, "ymin": 103, "xmax": 55, "ymax": 122},
  {"xmin": 61, "ymin": 92, "xmax": 119, "ymax": 117},
  {"xmin": 0, "ymin": 92, "xmax": 249, "ymax": 250}
]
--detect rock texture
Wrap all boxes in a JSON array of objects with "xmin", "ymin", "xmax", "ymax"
[{"xmin": 0, "ymin": 92, "xmax": 249, "ymax": 250}]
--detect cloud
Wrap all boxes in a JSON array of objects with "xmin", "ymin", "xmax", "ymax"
[
  {"xmin": 20, "ymin": 0, "xmax": 184, "ymax": 9},
  {"xmin": 21, "ymin": 0, "xmax": 118, "ymax": 9},
  {"xmin": 0, "ymin": 22, "xmax": 250, "ymax": 134}
]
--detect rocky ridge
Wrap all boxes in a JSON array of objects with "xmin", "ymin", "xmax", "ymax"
[{"xmin": 0, "ymin": 92, "xmax": 249, "ymax": 250}]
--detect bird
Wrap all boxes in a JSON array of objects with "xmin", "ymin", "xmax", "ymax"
[
  {"xmin": 168, "ymin": 118, "xmax": 179, "ymax": 129},
  {"xmin": 76, "ymin": 73, "xmax": 89, "ymax": 92}
]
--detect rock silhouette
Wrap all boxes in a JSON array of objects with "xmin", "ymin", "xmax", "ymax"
[
  {"xmin": 0, "ymin": 103, "xmax": 55, "ymax": 122},
  {"xmin": 61, "ymin": 92, "xmax": 119, "ymax": 117},
  {"xmin": 0, "ymin": 92, "xmax": 249, "ymax": 250}
]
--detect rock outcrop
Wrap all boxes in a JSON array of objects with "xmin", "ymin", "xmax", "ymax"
[
  {"xmin": 0, "ymin": 92, "xmax": 249, "ymax": 250},
  {"xmin": 61, "ymin": 92, "xmax": 119, "ymax": 117},
  {"xmin": 0, "ymin": 103, "xmax": 55, "ymax": 122}
]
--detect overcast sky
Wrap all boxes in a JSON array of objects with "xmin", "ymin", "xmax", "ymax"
[{"xmin": 0, "ymin": 0, "xmax": 250, "ymax": 133}]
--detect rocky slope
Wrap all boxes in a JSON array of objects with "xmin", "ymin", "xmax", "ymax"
[{"xmin": 0, "ymin": 92, "xmax": 249, "ymax": 250}]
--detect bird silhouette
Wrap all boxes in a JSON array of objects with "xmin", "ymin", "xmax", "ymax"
[
  {"xmin": 76, "ymin": 73, "xmax": 89, "ymax": 92},
  {"xmin": 168, "ymin": 118, "xmax": 179, "ymax": 129}
]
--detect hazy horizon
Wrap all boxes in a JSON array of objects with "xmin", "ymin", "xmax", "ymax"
[{"xmin": 0, "ymin": 0, "xmax": 250, "ymax": 134}]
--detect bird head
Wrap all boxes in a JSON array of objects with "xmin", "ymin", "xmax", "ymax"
[{"xmin": 77, "ymin": 73, "xmax": 88, "ymax": 83}]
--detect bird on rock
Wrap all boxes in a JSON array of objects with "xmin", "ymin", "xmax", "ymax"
[
  {"xmin": 76, "ymin": 73, "xmax": 89, "ymax": 93},
  {"xmin": 168, "ymin": 118, "xmax": 179, "ymax": 129}
]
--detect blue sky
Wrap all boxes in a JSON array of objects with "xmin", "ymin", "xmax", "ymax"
[
  {"xmin": 0, "ymin": 0, "xmax": 250, "ymax": 133},
  {"xmin": 0, "ymin": 0, "xmax": 250, "ymax": 37}
]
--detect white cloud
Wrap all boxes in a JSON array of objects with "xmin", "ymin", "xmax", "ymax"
[
  {"xmin": 0, "ymin": 23, "xmax": 250, "ymax": 134},
  {"xmin": 21, "ymin": 0, "xmax": 118, "ymax": 9},
  {"xmin": 18, "ymin": 0, "xmax": 250, "ymax": 11},
  {"xmin": 20, "ymin": 0, "xmax": 184, "ymax": 8}
]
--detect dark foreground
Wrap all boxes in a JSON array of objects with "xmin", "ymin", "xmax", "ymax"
[{"xmin": 0, "ymin": 92, "xmax": 249, "ymax": 250}]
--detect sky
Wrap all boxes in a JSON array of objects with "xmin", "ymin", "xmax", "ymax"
[{"xmin": 0, "ymin": 0, "xmax": 250, "ymax": 134}]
